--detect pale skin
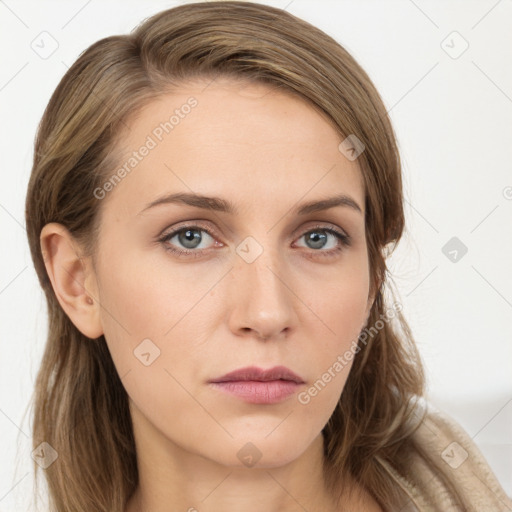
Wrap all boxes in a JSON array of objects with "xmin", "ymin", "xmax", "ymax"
[{"xmin": 40, "ymin": 78, "xmax": 383, "ymax": 512}]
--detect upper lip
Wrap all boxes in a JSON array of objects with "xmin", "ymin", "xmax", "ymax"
[{"xmin": 209, "ymin": 365, "xmax": 305, "ymax": 384}]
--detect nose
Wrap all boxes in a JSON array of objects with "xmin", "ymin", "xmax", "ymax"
[{"xmin": 227, "ymin": 242, "xmax": 297, "ymax": 341}]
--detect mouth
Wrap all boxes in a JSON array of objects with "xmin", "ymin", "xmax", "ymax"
[{"xmin": 208, "ymin": 365, "xmax": 305, "ymax": 404}]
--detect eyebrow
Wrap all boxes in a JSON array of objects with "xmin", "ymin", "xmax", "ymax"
[{"xmin": 137, "ymin": 192, "xmax": 363, "ymax": 216}]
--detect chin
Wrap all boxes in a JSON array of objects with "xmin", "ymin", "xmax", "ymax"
[{"xmin": 203, "ymin": 431, "xmax": 314, "ymax": 470}]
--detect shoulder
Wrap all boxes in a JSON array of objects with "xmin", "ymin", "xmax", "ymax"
[{"xmin": 389, "ymin": 398, "xmax": 512, "ymax": 511}]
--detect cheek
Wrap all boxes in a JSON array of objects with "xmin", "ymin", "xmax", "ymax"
[
  {"xmin": 298, "ymin": 267, "xmax": 369, "ymax": 397},
  {"xmin": 94, "ymin": 244, "xmax": 214, "ymax": 402},
  {"xmin": 95, "ymin": 245, "xmax": 195, "ymax": 344},
  {"xmin": 307, "ymin": 264, "xmax": 370, "ymax": 348},
  {"xmin": 297, "ymin": 361, "xmax": 353, "ymax": 431}
]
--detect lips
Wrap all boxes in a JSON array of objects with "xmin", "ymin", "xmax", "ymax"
[
  {"xmin": 209, "ymin": 365, "xmax": 305, "ymax": 384},
  {"xmin": 208, "ymin": 365, "xmax": 305, "ymax": 404}
]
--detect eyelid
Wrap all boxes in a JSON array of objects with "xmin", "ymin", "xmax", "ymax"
[
  {"xmin": 159, "ymin": 219, "xmax": 349, "ymax": 239},
  {"xmin": 158, "ymin": 220, "xmax": 218, "ymax": 242},
  {"xmin": 295, "ymin": 221, "xmax": 348, "ymax": 237}
]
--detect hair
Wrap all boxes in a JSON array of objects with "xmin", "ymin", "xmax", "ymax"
[{"xmin": 24, "ymin": 2, "xmax": 471, "ymax": 511}]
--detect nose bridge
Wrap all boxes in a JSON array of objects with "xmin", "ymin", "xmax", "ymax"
[
  {"xmin": 229, "ymin": 231, "xmax": 295, "ymax": 337},
  {"xmin": 238, "ymin": 233, "xmax": 288, "ymax": 299},
  {"xmin": 246, "ymin": 244, "xmax": 283, "ymax": 292}
]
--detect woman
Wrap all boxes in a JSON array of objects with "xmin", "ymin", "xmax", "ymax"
[{"xmin": 25, "ymin": 2, "xmax": 511, "ymax": 511}]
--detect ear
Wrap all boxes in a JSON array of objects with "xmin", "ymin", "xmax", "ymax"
[{"xmin": 40, "ymin": 222, "xmax": 103, "ymax": 339}]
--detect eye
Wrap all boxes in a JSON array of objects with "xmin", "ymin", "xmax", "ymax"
[
  {"xmin": 293, "ymin": 224, "xmax": 352, "ymax": 258},
  {"xmin": 158, "ymin": 224, "xmax": 219, "ymax": 258},
  {"xmin": 157, "ymin": 223, "xmax": 351, "ymax": 259}
]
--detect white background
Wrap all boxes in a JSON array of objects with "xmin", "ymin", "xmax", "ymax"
[{"xmin": 1, "ymin": 0, "xmax": 511, "ymax": 509}]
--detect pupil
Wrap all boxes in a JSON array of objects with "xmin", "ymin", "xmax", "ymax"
[
  {"xmin": 180, "ymin": 229, "xmax": 201, "ymax": 248},
  {"xmin": 308, "ymin": 231, "xmax": 326, "ymax": 249}
]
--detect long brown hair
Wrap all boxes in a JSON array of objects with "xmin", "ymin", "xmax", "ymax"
[{"xmin": 24, "ymin": 2, "xmax": 469, "ymax": 510}]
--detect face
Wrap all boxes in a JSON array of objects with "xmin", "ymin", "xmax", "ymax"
[{"xmin": 87, "ymin": 78, "xmax": 372, "ymax": 468}]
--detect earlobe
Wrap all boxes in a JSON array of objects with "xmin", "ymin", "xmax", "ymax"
[{"xmin": 40, "ymin": 222, "xmax": 103, "ymax": 339}]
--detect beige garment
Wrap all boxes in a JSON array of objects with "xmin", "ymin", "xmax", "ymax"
[{"xmin": 377, "ymin": 400, "xmax": 512, "ymax": 511}]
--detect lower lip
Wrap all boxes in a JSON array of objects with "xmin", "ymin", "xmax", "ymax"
[{"xmin": 210, "ymin": 380, "xmax": 302, "ymax": 404}]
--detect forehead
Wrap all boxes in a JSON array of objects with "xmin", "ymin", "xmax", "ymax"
[{"xmin": 101, "ymin": 78, "xmax": 365, "ymax": 217}]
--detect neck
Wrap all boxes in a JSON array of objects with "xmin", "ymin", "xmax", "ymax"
[
  {"xmin": 124, "ymin": 406, "xmax": 344, "ymax": 512},
  {"xmin": 125, "ymin": 400, "xmax": 381, "ymax": 512}
]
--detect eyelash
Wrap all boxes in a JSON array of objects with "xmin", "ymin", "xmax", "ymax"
[{"xmin": 157, "ymin": 223, "xmax": 352, "ymax": 259}]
